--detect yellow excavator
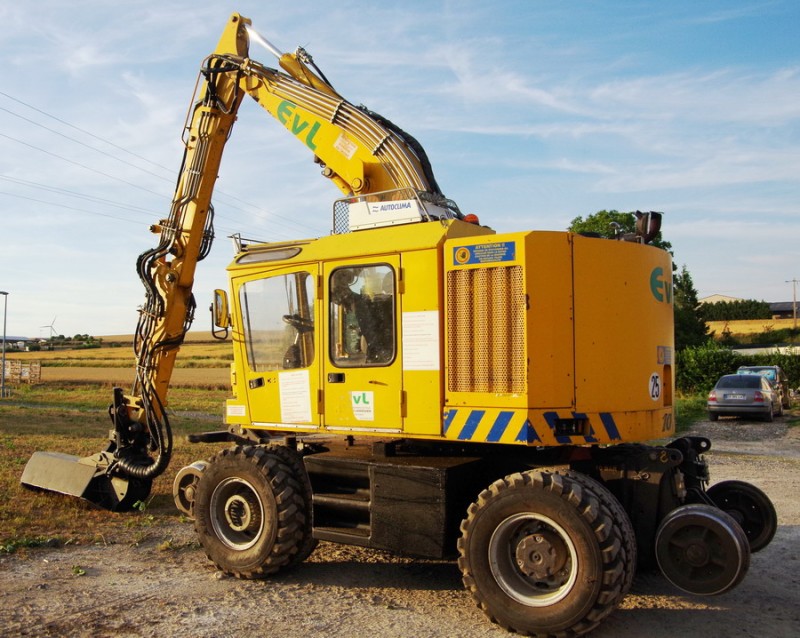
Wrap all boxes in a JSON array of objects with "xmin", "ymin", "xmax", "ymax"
[{"xmin": 22, "ymin": 14, "xmax": 777, "ymax": 637}]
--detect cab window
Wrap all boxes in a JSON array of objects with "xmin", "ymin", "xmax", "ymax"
[
  {"xmin": 330, "ymin": 264, "xmax": 395, "ymax": 367},
  {"xmin": 239, "ymin": 271, "xmax": 315, "ymax": 371}
]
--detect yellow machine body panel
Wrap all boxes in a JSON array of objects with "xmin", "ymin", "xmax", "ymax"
[
  {"xmin": 442, "ymin": 231, "xmax": 674, "ymax": 445},
  {"xmin": 224, "ymin": 219, "xmax": 674, "ymax": 447}
]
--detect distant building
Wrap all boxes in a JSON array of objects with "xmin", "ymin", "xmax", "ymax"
[
  {"xmin": 769, "ymin": 302, "xmax": 798, "ymax": 319},
  {"xmin": 698, "ymin": 294, "xmax": 742, "ymax": 304},
  {"xmin": 698, "ymin": 295, "xmax": 797, "ymax": 320}
]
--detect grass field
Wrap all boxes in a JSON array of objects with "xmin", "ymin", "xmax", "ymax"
[
  {"xmin": 1, "ymin": 341, "xmax": 232, "ymax": 551},
  {"xmin": 0, "ymin": 340, "xmax": 706, "ymax": 552}
]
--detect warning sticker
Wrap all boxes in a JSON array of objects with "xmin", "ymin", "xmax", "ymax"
[
  {"xmin": 334, "ymin": 134, "xmax": 358, "ymax": 160},
  {"xmin": 453, "ymin": 241, "xmax": 516, "ymax": 265}
]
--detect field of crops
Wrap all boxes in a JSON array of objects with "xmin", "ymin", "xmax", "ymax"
[{"xmin": 8, "ymin": 339, "xmax": 232, "ymax": 369}]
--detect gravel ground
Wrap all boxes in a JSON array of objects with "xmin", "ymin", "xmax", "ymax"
[{"xmin": 1, "ymin": 419, "xmax": 798, "ymax": 638}]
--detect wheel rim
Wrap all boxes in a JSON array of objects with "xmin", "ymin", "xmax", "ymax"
[
  {"xmin": 209, "ymin": 477, "xmax": 265, "ymax": 551},
  {"xmin": 488, "ymin": 512, "xmax": 578, "ymax": 607}
]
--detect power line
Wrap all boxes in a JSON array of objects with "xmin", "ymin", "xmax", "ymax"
[
  {"xmin": 0, "ymin": 90, "xmax": 325, "ymax": 236},
  {"xmin": 0, "ymin": 175, "xmax": 156, "ymax": 216},
  {"xmin": 0, "ymin": 104, "xmax": 172, "ymax": 184},
  {"xmin": 0, "ymin": 132, "xmax": 169, "ymax": 200},
  {"xmin": 0, "ymin": 89, "xmax": 175, "ymax": 173}
]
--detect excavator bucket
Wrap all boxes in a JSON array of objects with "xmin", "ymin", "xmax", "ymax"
[{"xmin": 21, "ymin": 450, "xmax": 152, "ymax": 512}]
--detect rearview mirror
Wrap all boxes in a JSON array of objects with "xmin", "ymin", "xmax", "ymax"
[{"xmin": 211, "ymin": 289, "xmax": 230, "ymax": 339}]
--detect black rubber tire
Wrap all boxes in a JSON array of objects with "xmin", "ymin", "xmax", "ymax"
[
  {"xmin": 194, "ymin": 445, "xmax": 306, "ymax": 578},
  {"xmin": 707, "ymin": 480, "xmax": 777, "ymax": 552},
  {"xmin": 764, "ymin": 404, "xmax": 774, "ymax": 422},
  {"xmin": 457, "ymin": 470, "xmax": 628, "ymax": 637},
  {"xmin": 708, "ymin": 412, "xmax": 719, "ymax": 422},
  {"xmin": 264, "ymin": 443, "xmax": 318, "ymax": 565},
  {"xmin": 561, "ymin": 470, "xmax": 637, "ymax": 599}
]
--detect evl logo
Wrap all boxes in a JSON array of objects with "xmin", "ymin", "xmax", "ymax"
[
  {"xmin": 650, "ymin": 267, "xmax": 673, "ymax": 303},
  {"xmin": 277, "ymin": 100, "xmax": 321, "ymax": 151}
]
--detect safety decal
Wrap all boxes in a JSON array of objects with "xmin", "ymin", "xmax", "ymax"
[
  {"xmin": 453, "ymin": 241, "xmax": 516, "ymax": 266},
  {"xmin": 443, "ymin": 409, "xmax": 621, "ymax": 444}
]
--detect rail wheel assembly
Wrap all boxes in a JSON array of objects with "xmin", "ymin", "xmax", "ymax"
[
  {"xmin": 655, "ymin": 504, "xmax": 750, "ymax": 595},
  {"xmin": 707, "ymin": 480, "xmax": 777, "ymax": 552}
]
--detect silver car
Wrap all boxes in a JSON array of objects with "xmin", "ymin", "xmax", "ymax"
[
  {"xmin": 707, "ymin": 373, "xmax": 780, "ymax": 422},
  {"xmin": 737, "ymin": 365, "xmax": 792, "ymax": 410}
]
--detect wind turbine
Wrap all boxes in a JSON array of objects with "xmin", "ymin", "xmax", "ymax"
[{"xmin": 41, "ymin": 316, "xmax": 58, "ymax": 340}]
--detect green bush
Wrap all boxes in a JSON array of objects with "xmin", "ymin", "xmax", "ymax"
[
  {"xmin": 676, "ymin": 343, "xmax": 742, "ymax": 394},
  {"xmin": 677, "ymin": 343, "xmax": 800, "ymax": 394}
]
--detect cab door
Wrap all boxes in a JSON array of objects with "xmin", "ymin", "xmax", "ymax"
[
  {"xmin": 234, "ymin": 266, "xmax": 320, "ymax": 430},
  {"xmin": 323, "ymin": 257, "xmax": 403, "ymax": 432}
]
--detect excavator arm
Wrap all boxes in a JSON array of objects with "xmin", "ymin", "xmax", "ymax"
[{"xmin": 21, "ymin": 13, "xmax": 455, "ymax": 510}]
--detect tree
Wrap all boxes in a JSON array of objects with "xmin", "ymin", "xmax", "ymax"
[
  {"xmin": 673, "ymin": 265, "xmax": 710, "ymax": 349},
  {"xmin": 567, "ymin": 210, "xmax": 673, "ymax": 255},
  {"xmin": 702, "ymin": 299, "xmax": 771, "ymax": 321}
]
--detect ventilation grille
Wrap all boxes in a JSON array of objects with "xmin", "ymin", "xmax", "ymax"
[{"xmin": 447, "ymin": 266, "xmax": 526, "ymax": 393}]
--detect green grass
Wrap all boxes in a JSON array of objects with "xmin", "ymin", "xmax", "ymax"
[
  {"xmin": 675, "ymin": 393, "xmax": 708, "ymax": 432},
  {"xmin": 4, "ymin": 382, "xmax": 228, "ymax": 420}
]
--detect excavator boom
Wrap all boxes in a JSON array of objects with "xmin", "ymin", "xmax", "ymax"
[{"xmin": 21, "ymin": 13, "xmax": 454, "ymax": 510}]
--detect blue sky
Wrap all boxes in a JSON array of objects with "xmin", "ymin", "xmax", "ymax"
[{"xmin": 1, "ymin": 0, "xmax": 799, "ymax": 338}]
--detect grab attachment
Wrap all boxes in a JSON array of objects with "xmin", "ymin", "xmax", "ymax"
[
  {"xmin": 21, "ymin": 449, "xmax": 152, "ymax": 511},
  {"xmin": 20, "ymin": 388, "xmax": 162, "ymax": 511}
]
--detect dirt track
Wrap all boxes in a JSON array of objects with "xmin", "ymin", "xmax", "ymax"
[{"xmin": 1, "ymin": 420, "xmax": 798, "ymax": 638}]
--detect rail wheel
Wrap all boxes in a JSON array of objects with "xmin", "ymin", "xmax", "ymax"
[
  {"xmin": 458, "ymin": 470, "xmax": 629, "ymax": 637},
  {"xmin": 194, "ymin": 445, "xmax": 306, "ymax": 578},
  {"xmin": 707, "ymin": 480, "xmax": 777, "ymax": 552},
  {"xmin": 172, "ymin": 460, "xmax": 208, "ymax": 519},
  {"xmin": 655, "ymin": 504, "xmax": 750, "ymax": 595}
]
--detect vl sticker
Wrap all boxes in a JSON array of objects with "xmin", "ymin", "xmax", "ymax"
[
  {"xmin": 649, "ymin": 373, "xmax": 662, "ymax": 401},
  {"xmin": 351, "ymin": 391, "xmax": 374, "ymax": 421}
]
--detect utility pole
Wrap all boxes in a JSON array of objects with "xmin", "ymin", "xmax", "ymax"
[
  {"xmin": 786, "ymin": 279, "xmax": 798, "ymax": 333},
  {"xmin": 1, "ymin": 291, "xmax": 8, "ymax": 399}
]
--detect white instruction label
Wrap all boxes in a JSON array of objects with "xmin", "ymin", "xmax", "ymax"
[
  {"xmin": 334, "ymin": 133, "xmax": 358, "ymax": 160},
  {"xmin": 402, "ymin": 311, "xmax": 440, "ymax": 370},
  {"xmin": 279, "ymin": 369, "xmax": 312, "ymax": 422}
]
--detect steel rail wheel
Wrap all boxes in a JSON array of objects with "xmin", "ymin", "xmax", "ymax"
[
  {"xmin": 655, "ymin": 503, "xmax": 750, "ymax": 595},
  {"xmin": 707, "ymin": 480, "xmax": 777, "ymax": 552},
  {"xmin": 194, "ymin": 445, "xmax": 306, "ymax": 578},
  {"xmin": 458, "ymin": 470, "xmax": 628, "ymax": 637}
]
